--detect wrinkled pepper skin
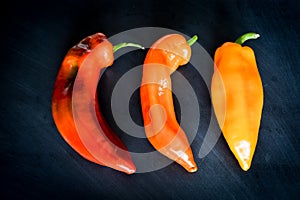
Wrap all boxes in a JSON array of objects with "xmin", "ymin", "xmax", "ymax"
[
  {"xmin": 140, "ymin": 34, "xmax": 198, "ymax": 172},
  {"xmin": 211, "ymin": 36, "xmax": 263, "ymax": 171},
  {"xmin": 52, "ymin": 33, "xmax": 136, "ymax": 174}
]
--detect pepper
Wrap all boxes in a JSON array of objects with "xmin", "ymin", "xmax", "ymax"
[
  {"xmin": 52, "ymin": 33, "xmax": 143, "ymax": 174},
  {"xmin": 140, "ymin": 34, "xmax": 198, "ymax": 172},
  {"xmin": 211, "ymin": 32, "xmax": 263, "ymax": 171}
]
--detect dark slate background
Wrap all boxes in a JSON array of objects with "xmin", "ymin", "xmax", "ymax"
[{"xmin": 0, "ymin": 0, "xmax": 299, "ymax": 199}]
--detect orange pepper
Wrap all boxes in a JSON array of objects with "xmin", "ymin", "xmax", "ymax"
[
  {"xmin": 52, "ymin": 33, "xmax": 143, "ymax": 174},
  {"xmin": 211, "ymin": 32, "xmax": 263, "ymax": 171},
  {"xmin": 140, "ymin": 34, "xmax": 198, "ymax": 172}
]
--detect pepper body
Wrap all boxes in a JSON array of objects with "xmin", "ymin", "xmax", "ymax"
[
  {"xmin": 52, "ymin": 33, "xmax": 136, "ymax": 174},
  {"xmin": 140, "ymin": 34, "xmax": 197, "ymax": 172},
  {"xmin": 211, "ymin": 41, "xmax": 263, "ymax": 171}
]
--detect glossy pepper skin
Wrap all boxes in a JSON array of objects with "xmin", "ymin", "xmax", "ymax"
[
  {"xmin": 52, "ymin": 33, "xmax": 136, "ymax": 174},
  {"xmin": 211, "ymin": 33, "xmax": 263, "ymax": 171},
  {"xmin": 140, "ymin": 34, "xmax": 198, "ymax": 172}
]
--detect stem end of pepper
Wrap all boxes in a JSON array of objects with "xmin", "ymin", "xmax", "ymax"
[
  {"xmin": 235, "ymin": 32, "xmax": 260, "ymax": 45},
  {"xmin": 187, "ymin": 35, "xmax": 198, "ymax": 46},
  {"xmin": 113, "ymin": 42, "xmax": 144, "ymax": 53}
]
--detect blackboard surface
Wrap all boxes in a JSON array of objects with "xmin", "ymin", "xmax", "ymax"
[{"xmin": 1, "ymin": 0, "xmax": 299, "ymax": 199}]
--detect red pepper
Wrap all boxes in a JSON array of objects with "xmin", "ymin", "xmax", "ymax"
[{"xmin": 52, "ymin": 33, "xmax": 143, "ymax": 174}]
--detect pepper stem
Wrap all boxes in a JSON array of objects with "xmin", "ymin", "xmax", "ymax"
[
  {"xmin": 235, "ymin": 32, "xmax": 260, "ymax": 45},
  {"xmin": 187, "ymin": 35, "xmax": 198, "ymax": 46},
  {"xmin": 113, "ymin": 42, "xmax": 144, "ymax": 53}
]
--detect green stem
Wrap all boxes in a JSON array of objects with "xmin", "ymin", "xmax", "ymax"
[
  {"xmin": 187, "ymin": 35, "xmax": 198, "ymax": 46},
  {"xmin": 235, "ymin": 32, "xmax": 260, "ymax": 45},
  {"xmin": 113, "ymin": 42, "xmax": 144, "ymax": 53}
]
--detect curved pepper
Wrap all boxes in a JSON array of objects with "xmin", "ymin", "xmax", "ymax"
[
  {"xmin": 140, "ymin": 34, "xmax": 198, "ymax": 172},
  {"xmin": 52, "ymin": 33, "xmax": 142, "ymax": 174},
  {"xmin": 211, "ymin": 32, "xmax": 263, "ymax": 171}
]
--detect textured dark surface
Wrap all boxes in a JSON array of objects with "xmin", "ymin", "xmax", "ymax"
[{"xmin": 0, "ymin": 0, "xmax": 299, "ymax": 199}]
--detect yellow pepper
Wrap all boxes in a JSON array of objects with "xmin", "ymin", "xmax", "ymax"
[{"xmin": 211, "ymin": 32, "xmax": 263, "ymax": 171}]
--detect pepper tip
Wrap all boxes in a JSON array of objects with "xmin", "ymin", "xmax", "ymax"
[
  {"xmin": 116, "ymin": 162, "xmax": 136, "ymax": 174},
  {"xmin": 176, "ymin": 156, "xmax": 198, "ymax": 173}
]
